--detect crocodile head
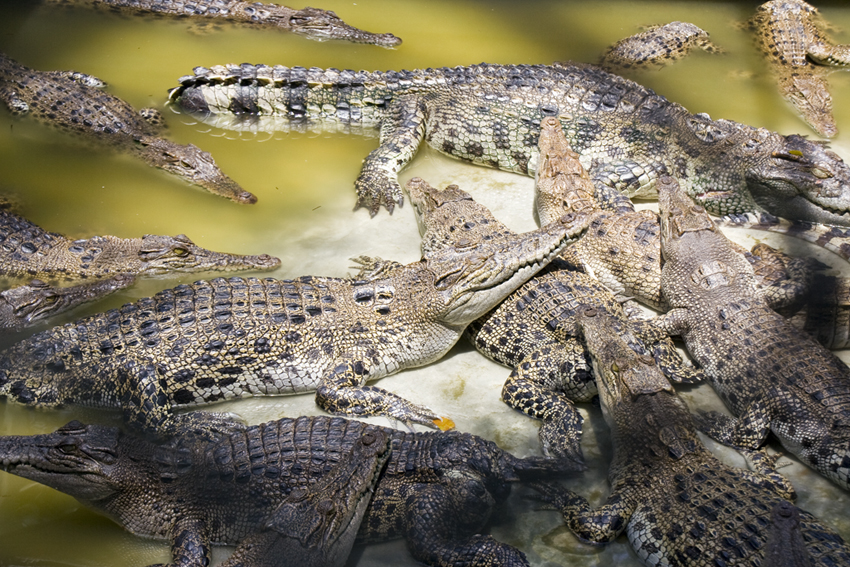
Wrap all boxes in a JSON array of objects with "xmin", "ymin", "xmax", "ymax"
[
  {"xmin": 0, "ymin": 421, "xmax": 126, "ymax": 508},
  {"xmin": 0, "ymin": 275, "xmax": 135, "ymax": 329},
  {"xmin": 287, "ymin": 7, "xmax": 402, "ymax": 47},
  {"xmin": 424, "ymin": 210, "xmax": 591, "ymax": 327},
  {"xmin": 407, "ymin": 177, "xmax": 515, "ymax": 256},
  {"xmin": 658, "ymin": 175, "xmax": 716, "ymax": 249},
  {"xmin": 132, "ymin": 136, "xmax": 257, "ymax": 204},
  {"xmin": 135, "ymin": 234, "xmax": 280, "ymax": 275},
  {"xmin": 745, "ymin": 132, "xmax": 850, "ymax": 225}
]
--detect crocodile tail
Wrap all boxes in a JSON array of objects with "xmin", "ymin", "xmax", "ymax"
[
  {"xmin": 716, "ymin": 212, "xmax": 850, "ymax": 261},
  {"xmin": 168, "ymin": 64, "xmax": 398, "ymax": 122},
  {"xmin": 509, "ymin": 454, "xmax": 588, "ymax": 478}
]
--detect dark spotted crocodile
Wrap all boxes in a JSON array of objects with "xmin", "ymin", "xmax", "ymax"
[
  {"xmin": 0, "ymin": 213, "xmax": 590, "ymax": 435},
  {"xmin": 651, "ymin": 175, "xmax": 850, "ymax": 492},
  {"xmin": 0, "ymin": 416, "xmax": 580, "ymax": 566},
  {"xmin": 0, "ymin": 275, "xmax": 135, "ymax": 333},
  {"xmin": 167, "ymin": 61, "xmax": 850, "ymax": 226},
  {"xmin": 46, "ymin": 0, "xmax": 401, "ymax": 47},
  {"xmin": 533, "ymin": 306, "xmax": 850, "ymax": 566},
  {"xmin": 0, "ymin": 52, "xmax": 256, "ymax": 203},
  {"xmin": 0, "ymin": 204, "xmax": 280, "ymax": 282},
  {"xmin": 406, "ymin": 175, "xmax": 701, "ymax": 464},
  {"xmin": 748, "ymin": 0, "xmax": 850, "ymax": 137},
  {"xmin": 599, "ymin": 21, "xmax": 722, "ymax": 72}
]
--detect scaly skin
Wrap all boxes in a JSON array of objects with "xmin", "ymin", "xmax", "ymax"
[
  {"xmin": 0, "ymin": 417, "xmax": 580, "ymax": 567},
  {"xmin": 533, "ymin": 307, "xmax": 850, "ymax": 566},
  {"xmin": 749, "ymin": 0, "xmax": 850, "ymax": 137},
  {"xmin": 407, "ymin": 176, "xmax": 700, "ymax": 463},
  {"xmin": 46, "ymin": 0, "xmax": 401, "ymax": 47},
  {"xmin": 765, "ymin": 502, "xmax": 815, "ymax": 567},
  {"xmin": 0, "ymin": 205, "xmax": 280, "ymax": 281},
  {"xmin": 0, "ymin": 275, "xmax": 135, "ymax": 333},
  {"xmin": 0, "ymin": 213, "xmax": 590, "ymax": 435},
  {"xmin": 599, "ymin": 21, "xmax": 723, "ymax": 71},
  {"xmin": 0, "ymin": 53, "xmax": 255, "ymax": 203},
  {"xmin": 168, "ymin": 61, "xmax": 850, "ymax": 225},
  {"xmin": 652, "ymin": 175, "xmax": 850, "ymax": 492}
]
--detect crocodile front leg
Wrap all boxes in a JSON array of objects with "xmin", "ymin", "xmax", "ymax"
[
  {"xmin": 148, "ymin": 517, "xmax": 210, "ymax": 567},
  {"xmin": 315, "ymin": 355, "xmax": 453, "ymax": 430},
  {"xmin": 692, "ymin": 401, "xmax": 774, "ymax": 450},
  {"xmin": 405, "ymin": 483, "xmax": 530, "ymax": 567},
  {"xmin": 531, "ymin": 482, "xmax": 634, "ymax": 544},
  {"xmin": 355, "ymin": 96, "xmax": 427, "ymax": 215},
  {"xmin": 499, "ymin": 339, "xmax": 593, "ymax": 462}
]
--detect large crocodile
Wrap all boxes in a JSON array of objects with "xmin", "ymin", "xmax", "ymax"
[
  {"xmin": 0, "ymin": 204, "xmax": 280, "ymax": 281},
  {"xmin": 0, "ymin": 416, "xmax": 579, "ymax": 566},
  {"xmin": 168, "ymin": 61, "xmax": 850, "ymax": 225},
  {"xmin": 651, "ymin": 175, "xmax": 850, "ymax": 492},
  {"xmin": 46, "ymin": 0, "xmax": 401, "ymax": 47},
  {"xmin": 0, "ymin": 213, "xmax": 590, "ymax": 435},
  {"xmin": 407, "ymin": 176, "xmax": 701, "ymax": 463},
  {"xmin": 0, "ymin": 275, "xmax": 135, "ymax": 333},
  {"xmin": 0, "ymin": 53, "xmax": 256, "ymax": 203},
  {"xmin": 599, "ymin": 21, "xmax": 722, "ymax": 72},
  {"xmin": 533, "ymin": 306, "xmax": 850, "ymax": 566},
  {"xmin": 748, "ymin": 0, "xmax": 850, "ymax": 138}
]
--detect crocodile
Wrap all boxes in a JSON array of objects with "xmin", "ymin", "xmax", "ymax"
[
  {"xmin": 406, "ymin": 176, "xmax": 701, "ymax": 463},
  {"xmin": 0, "ymin": 213, "xmax": 590, "ymax": 435},
  {"xmin": 748, "ymin": 0, "xmax": 850, "ymax": 138},
  {"xmin": 0, "ymin": 204, "xmax": 280, "ymax": 282},
  {"xmin": 651, "ymin": 175, "xmax": 850, "ymax": 492},
  {"xmin": 45, "ymin": 0, "xmax": 401, "ymax": 47},
  {"xmin": 168, "ymin": 61, "xmax": 850, "ymax": 226},
  {"xmin": 599, "ymin": 21, "xmax": 723, "ymax": 72},
  {"xmin": 0, "ymin": 53, "xmax": 256, "ymax": 204},
  {"xmin": 0, "ymin": 275, "xmax": 135, "ymax": 333},
  {"xmin": 533, "ymin": 306, "xmax": 850, "ymax": 566},
  {"xmin": 765, "ymin": 501, "xmax": 815, "ymax": 567},
  {"xmin": 0, "ymin": 416, "xmax": 580, "ymax": 567}
]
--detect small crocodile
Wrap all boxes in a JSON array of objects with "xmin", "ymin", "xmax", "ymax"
[
  {"xmin": 652, "ymin": 175, "xmax": 850, "ymax": 492},
  {"xmin": 599, "ymin": 21, "xmax": 722, "ymax": 72},
  {"xmin": 533, "ymin": 306, "xmax": 850, "ymax": 566},
  {"xmin": 0, "ymin": 416, "xmax": 579, "ymax": 566},
  {"xmin": 0, "ymin": 204, "xmax": 280, "ymax": 282},
  {"xmin": 748, "ymin": 0, "xmax": 850, "ymax": 137},
  {"xmin": 46, "ymin": 0, "xmax": 401, "ymax": 47},
  {"xmin": 0, "ymin": 275, "xmax": 135, "ymax": 333},
  {"xmin": 0, "ymin": 213, "xmax": 590, "ymax": 435},
  {"xmin": 168, "ymin": 61, "xmax": 850, "ymax": 225},
  {"xmin": 0, "ymin": 53, "xmax": 256, "ymax": 204},
  {"xmin": 407, "ymin": 176, "xmax": 700, "ymax": 463}
]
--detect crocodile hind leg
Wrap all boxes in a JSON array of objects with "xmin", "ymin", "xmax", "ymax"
[
  {"xmin": 148, "ymin": 517, "xmax": 210, "ymax": 567},
  {"xmin": 405, "ymin": 483, "xmax": 531, "ymax": 567},
  {"xmin": 355, "ymin": 96, "xmax": 427, "ymax": 215},
  {"xmin": 315, "ymin": 355, "xmax": 453, "ymax": 430},
  {"xmin": 499, "ymin": 338, "xmax": 595, "ymax": 462}
]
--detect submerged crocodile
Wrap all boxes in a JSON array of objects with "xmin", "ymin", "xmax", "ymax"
[
  {"xmin": 652, "ymin": 175, "xmax": 850, "ymax": 492},
  {"xmin": 0, "ymin": 416, "xmax": 579, "ymax": 567},
  {"xmin": 168, "ymin": 61, "xmax": 850, "ymax": 225},
  {"xmin": 0, "ymin": 53, "xmax": 255, "ymax": 203},
  {"xmin": 533, "ymin": 306, "xmax": 850, "ymax": 566},
  {"xmin": 0, "ymin": 275, "xmax": 135, "ymax": 333},
  {"xmin": 599, "ymin": 21, "xmax": 722, "ymax": 72},
  {"xmin": 407, "ymin": 176, "xmax": 701, "ymax": 463},
  {"xmin": 0, "ymin": 204, "xmax": 280, "ymax": 281},
  {"xmin": 46, "ymin": 0, "xmax": 401, "ymax": 47},
  {"xmin": 749, "ymin": 0, "xmax": 850, "ymax": 137},
  {"xmin": 0, "ymin": 213, "xmax": 590, "ymax": 435}
]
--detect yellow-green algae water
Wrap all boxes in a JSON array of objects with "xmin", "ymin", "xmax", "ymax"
[{"xmin": 1, "ymin": 1, "xmax": 850, "ymax": 565}]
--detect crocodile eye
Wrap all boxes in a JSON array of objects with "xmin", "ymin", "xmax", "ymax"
[
  {"xmin": 172, "ymin": 248, "xmax": 189, "ymax": 257},
  {"xmin": 811, "ymin": 167, "xmax": 832, "ymax": 179},
  {"xmin": 610, "ymin": 362, "xmax": 619, "ymax": 373},
  {"xmin": 58, "ymin": 443, "xmax": 77, "ymax": 454}
]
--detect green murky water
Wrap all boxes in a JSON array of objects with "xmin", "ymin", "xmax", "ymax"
[{"xmin": 1, "ymin": 1, "xmax": 850, "ymax": 565}]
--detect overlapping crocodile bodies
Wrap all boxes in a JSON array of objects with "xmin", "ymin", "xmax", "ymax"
[{"xmin": 169, "ymin": 61, "xmax": 850, "ymax": 225}]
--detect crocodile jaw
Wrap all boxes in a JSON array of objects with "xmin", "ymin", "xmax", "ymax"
[
  {"xmin": 287, "ymin": 7, "xmax": 402, "ymax": 47},
  {"xmin": 433, "ymin": 212, "xmax": 590, "ymax": 327}
]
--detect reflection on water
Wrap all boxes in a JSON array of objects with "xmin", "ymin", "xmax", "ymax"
[{"xmin": 0, "ymin": 1, "xmax": 849, "ymax": 566}]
